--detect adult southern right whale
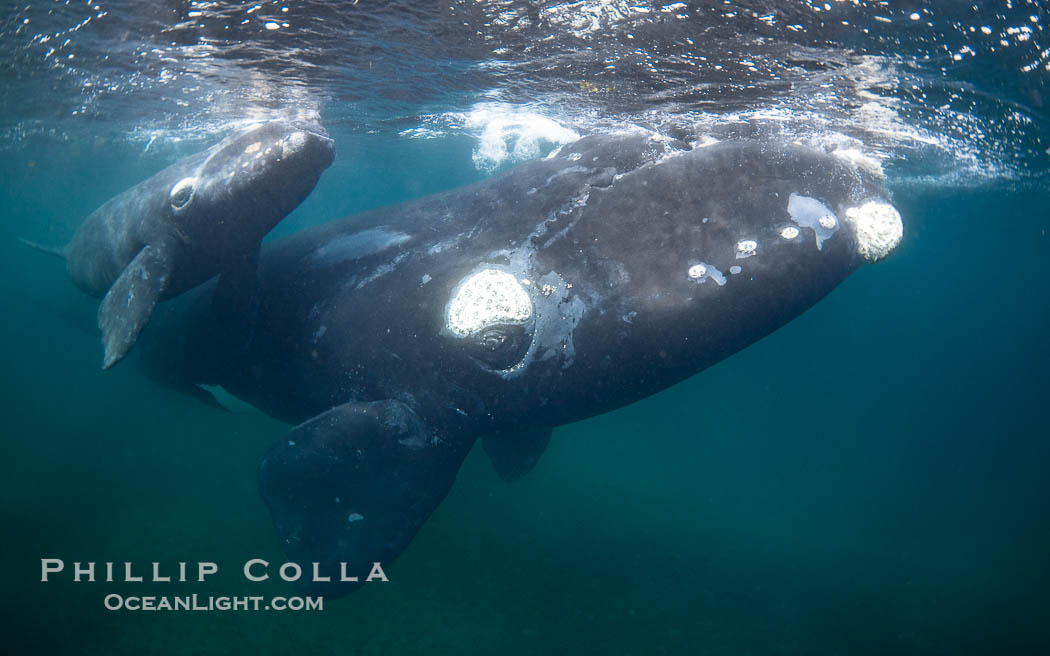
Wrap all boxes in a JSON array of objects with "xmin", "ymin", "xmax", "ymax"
[{"xmin": 135, "ymin": 132, "xmax": 903, "ymax": 596}]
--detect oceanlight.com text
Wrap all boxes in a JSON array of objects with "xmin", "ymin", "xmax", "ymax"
[{"xmin": 103, "ymin": 594, "xmax": 323, "ymax": 612}]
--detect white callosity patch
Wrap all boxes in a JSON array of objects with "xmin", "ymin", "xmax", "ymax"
[
  {"xmin": 447, "ymin": 269, "xmax": 532, "ymax": 337},
  {"xmin": 787, "ymin": 193, "xmax": 840, "ymax": 250},
  {"xmin": 729, "ymin": 265, "xmax": 742, "ymax": 274},
  {"xmin": 736, "ymin": 240, "xmax": 757, "ymax": 259},
  {"xmin": 687, "ymin": 262, "xmax": 726, "ymax": 286},
  {"xmin": 280, "ymin": 131, "xmax": 308, "ymax": 157},
  {"xmin": 780, "ymin": 226, "xmax": 800, "ymax": 240},
  {"xmin": 845, "ymin": 201, "xmax": 904, "ymax": 261}
]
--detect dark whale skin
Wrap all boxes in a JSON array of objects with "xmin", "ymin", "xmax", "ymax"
[{"xmin": 137, "ymin": 133, "xmax": 900, "ymax": 595}]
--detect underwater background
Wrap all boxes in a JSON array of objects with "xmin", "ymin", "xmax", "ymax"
[{"xmin": 1, "ymin": 1, "xmax": 1049, "ymax": 654}]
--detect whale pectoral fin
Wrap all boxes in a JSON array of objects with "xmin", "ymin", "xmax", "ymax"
[
  {"xmin": 482, "ymin": 427, "xmax": 553, "ymax": 481},
  {"xmin": 97, "ymin": 244, "xmax": 174, "ymax": 369},
  {"xmin": 258, "ymin": 399, "xmax": 472, "ymax": 597}
]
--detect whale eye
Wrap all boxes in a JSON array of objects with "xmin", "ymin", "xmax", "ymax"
[
  {"xmin": 481, "ymin": 330, "xmax": 507, "ymax": 350},
  {"xmin": 467, "ymin": 325, "xmax": 531, "ymax": 370},
  {"xmin": 169, "ymin": 177, "xmax": 196, "ymax": 212}
]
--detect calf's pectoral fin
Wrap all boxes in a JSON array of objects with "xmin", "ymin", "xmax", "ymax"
[
  {"xmin": 97, "ymin": 243, "xmax": 174, "ymax": 369},
  {"xmin": 258, "ymin": 399, "xmax": 472, "ymax": 597},
  {"xmin": 482, "ymin": 427, "xmax": 552, "ymax": 481}
]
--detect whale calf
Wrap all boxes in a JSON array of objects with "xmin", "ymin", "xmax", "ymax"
[
  {"xmin": 59, "ymin": 120, "xmax": 334, "ymax": 368},
  {"xmin": 135, "ymin": 132, "xmax": 903, "ymax": 596}
]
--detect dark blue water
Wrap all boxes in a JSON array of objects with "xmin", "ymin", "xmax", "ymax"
[{"xmin": 2, "ymin": 2, "xmax": 1049, "ymax": 654}]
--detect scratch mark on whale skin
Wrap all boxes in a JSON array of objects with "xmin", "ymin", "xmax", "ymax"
[{"xmin": 305, "ymin": 228, "xmax": 411, "ymax": 268}]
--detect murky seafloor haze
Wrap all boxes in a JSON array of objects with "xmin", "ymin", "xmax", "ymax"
[{"xmin": 1, "ymin": 2, "xmax": 1049, "ymax": 654}]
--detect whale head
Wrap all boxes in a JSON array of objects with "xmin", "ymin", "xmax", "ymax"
[
  {"xmin": 165, "ymin": 120, "xmax": 335, "ymax": 256},
  {"xmin": 433, "ymin": 135, "xmax": 903, "ymax": 425},
  {"xmin": 539, "ymin": 138, "xmax": 902, "ymax": 418}
]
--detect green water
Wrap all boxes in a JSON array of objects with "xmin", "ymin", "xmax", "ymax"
[{"xmin": 1, "ymin": 135, "xmax": 1048, "ymax": 654}]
